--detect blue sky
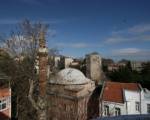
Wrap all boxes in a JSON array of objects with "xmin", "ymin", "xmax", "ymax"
[{"xmin": 0, "ymin": 0, "xmax": 150, "ymax": 60}]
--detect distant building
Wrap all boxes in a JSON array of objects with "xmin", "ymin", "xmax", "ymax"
[
  {"xmin": 69, "ymin": 59, "xmax": 81, "ymax": 69},
  {"xmin": 102, "ymin": 58, "xmax": 114, "ymax": 66},
  {"xmin": 107, "ymin": 63, "xmax": 126, "ymax": 72},
  {"xmin": 131, "ymin": 61, "xmax": 143, "ymax": 72},
  {"xmin": 86, "ymin": 52, "xmax": 102, "ymax": 85},
  {"xmin": 107, "ymin": 64, "xmax": 120, "ymax": 71},
  {"xmin": 54, "ymin": 56, "xmax": 61, "ymax": 68},
  {"xmin": 60, "ymin": 56, "xmax": 74, "ymax": 68}
]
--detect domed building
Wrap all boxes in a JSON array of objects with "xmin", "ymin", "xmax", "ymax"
[{"xmin": 47, "ymin": 68, "xmax": 95, "ymax": 120}]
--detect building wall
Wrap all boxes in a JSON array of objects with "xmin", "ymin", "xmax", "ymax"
[
  {"xmin": 64, "ymin": 58, "xmax": 73, "ymax": 68},
  {"xmin": 101, "ymin": 101, "xmax": 126, "ymax": 117},
  {"xmin": 141, "ymin": 90, "xmax": 150, "ymax": 114},
  {"xmin": 60, "ymin": 57, "xmax": 74, "ymax": 69},
  {"xmin": 131, "ymin": 61, "xmax": 143, "ymax": 72},
  {"xmin": 86, "ymin": 53, "xmax": 101, "ymax": 84},
  {"xmin": 54, "ymin": 56, "xmax": 60, "ymax": 68},
  {"xmin": 48, "ymin": 95, "xmax": 78, "ymax": 120},
  {"xmin": 124, "ymin": 90, "xmax": 141, "ymax": 115},
  {"xmin": 47, "ymin": 81, "xmax": 95, "ymax": 120}
]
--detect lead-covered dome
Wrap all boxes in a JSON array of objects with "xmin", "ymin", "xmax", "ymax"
[{"xmin": 49, "ymin": 68, "xmax": 90, "ymax": 85}]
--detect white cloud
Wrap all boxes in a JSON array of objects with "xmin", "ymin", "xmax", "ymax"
[
  {"xmin": 55, "ymin": 43, "xmax": 88, "ymax": 48},
  {"xmin": 128, "ymin": 24, "xmax": 150, "ymax": 33},
  {"xmin": 54, "ymin": 42, "xmax": 101, "ymax": 48},
  {"xmin": 112, "ymin": 48, "xmax": 150, "ymax": 57},
  {"xmin": 105, "ymin": 36, "xmax": 130, "ymax": 44},
  {"xmin": 105, "ymin": 23, "xmax": 150, "ymax": 44}
]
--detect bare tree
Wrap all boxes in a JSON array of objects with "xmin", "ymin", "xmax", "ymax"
[{"xmin": 0, "ymin": 19, "xmax": 52, "ymax": 120}]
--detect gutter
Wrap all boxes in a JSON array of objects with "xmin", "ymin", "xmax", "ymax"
[
  {"xmin": 138, "ymin": 83, "xmax": 142, "ymax": 114},
  {"xmin": 99, "ymin": 81, "xmax": 106, "ymax": 117}
]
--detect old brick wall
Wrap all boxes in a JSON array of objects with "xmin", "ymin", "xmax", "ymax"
[{"xmin": 48, "ymin": 95, "xmax": 78, "ymax": 120}]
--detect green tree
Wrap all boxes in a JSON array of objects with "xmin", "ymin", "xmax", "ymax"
[{"xmin": 141, "ymin": 62, "xmax": 150, "ymax": 89}]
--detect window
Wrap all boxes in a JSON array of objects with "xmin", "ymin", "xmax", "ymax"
[
  {"xmin": 135, "ymin": 102, "xmax": 140, "ymax": 111},
  {"xmin": 104, "ymin": 105, "xmax": 109, "ymax": 116},
  {"xmin": 0, "ymin": 99, "xmax": 7, "ymax": 110},
  {"xmin": 115, "ymin": 107, "xmax": 121, "ymax": 116},
  {"xmin": 147, "ymin": 104, "xmax": 150, "ymax": 114}
]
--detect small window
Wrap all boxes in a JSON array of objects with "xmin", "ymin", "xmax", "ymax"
[
  {"xmin": 2, "ymin": 103, "xmax": 6, "ymax": 109},
  {"xmin": 0, "ymin": 99, "xmax": 7, "ymax": 110},
  {"xmin": 136, "ymin": 102, "xmax": 140, "ymax": 111},
  {"xmin": 104, "ymin": 105, "xmax": 109, "ymax": 116},
  {"xmin": 147, "ymin": 104, "xmax": 150, "ymax": 114},
  {"xmin": 115, "ymin": 107, "xmax": 121, "ymax": 116}
]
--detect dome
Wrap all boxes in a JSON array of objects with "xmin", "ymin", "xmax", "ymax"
[{"xmin": 49, "ymin": 68, "xmax": 90, "ymax": 85}]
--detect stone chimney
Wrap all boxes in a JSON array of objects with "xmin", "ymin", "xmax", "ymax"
[{"xmin": 38, "ymin": 32, "xmax": 48, "ymax": 96}]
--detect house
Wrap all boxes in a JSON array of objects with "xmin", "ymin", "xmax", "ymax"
[
  {"xmin": 100, "ymin": 81, "xmax": 150, "ymax": 117},
  {"xmin": 0, "ymin": 88, "xmax": 11, "ymax": 120},
  {"xmin": 0, "ymin": 72, "xmax": 11, "ymax": 120}
]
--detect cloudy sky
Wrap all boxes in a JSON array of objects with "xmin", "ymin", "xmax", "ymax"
[{"xmin": 0, "ymin": 0, "xmax": 150, "ymax": 60}]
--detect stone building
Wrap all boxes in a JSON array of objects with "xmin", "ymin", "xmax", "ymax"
[
  {"xmin": 48, "ymin": 68, "xmax": 95, "ymax": 120},
  {"xmin": 60, "ymin": 56, "xmax": 74, "ymax": 69},
  {"xmin": 37, "ymin": 34, "xmax": 102, "ymax": 120},
  {"xmin": 86, "ymin": 52, "xmax": 102, "ymax": 85}
]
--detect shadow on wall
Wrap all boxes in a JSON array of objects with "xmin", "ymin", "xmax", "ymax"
[
  {"xmin": 87, "ymin": 85, "xmax": 102, "ymax": 120},
  {"xmin": 0, "ymin": 112, "xmax": 10, "ymax": 120}
]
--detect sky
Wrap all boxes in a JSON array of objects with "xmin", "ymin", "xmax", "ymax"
[{"xmin": 0, "ymin": 0, "xmax": 150, "ymax": 61}]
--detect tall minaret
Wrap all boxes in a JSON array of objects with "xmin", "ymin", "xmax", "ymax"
[{"xmin": 38, "ymin": 32, "xmax": 48, "ymax": 97}]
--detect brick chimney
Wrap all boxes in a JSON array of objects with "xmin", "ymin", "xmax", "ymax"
[{"xmin": 38, "ymin": 32, "xmax": 48, "ymax": 96}]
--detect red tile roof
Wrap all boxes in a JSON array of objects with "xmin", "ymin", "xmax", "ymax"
[
  {"xmin": 0, "ymin": 88, "xmax": 11, "ymax": 98},
  {"xmin": 102, "ymin": 81, "xmax": 140, "ymax": 103}
]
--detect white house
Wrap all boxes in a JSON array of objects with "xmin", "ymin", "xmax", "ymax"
[
  {"xmin": 141, "ymin": 88, "xmax": 150, "ymax": 114},
  {"xmin": 100, "ymin": 81, "xmax": 150, "ymax": 117}
]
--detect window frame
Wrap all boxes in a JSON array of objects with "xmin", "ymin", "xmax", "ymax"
[
  {"xmin": 104, "ymin": 105, "xmax": 109, "ymax": 116},
  {"xmin": 147, "ymin": 104, "xmax": 150, "ymax": 114},
  {"xmin": 135, "ymin": 102, "xmax": 140, "ymax": 112},
  {"xmin": 115, "ymin": 107, "xmax": 121, "ymax": 116},
  {"xmin": 0, "ymin": 97, "xmax": 9, "ymax": 111}
]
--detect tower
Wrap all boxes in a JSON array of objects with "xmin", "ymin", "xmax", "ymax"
[
  {"xmin": 86, "ymin": 52, "xmax": 102, "ymax": 85},
  {"xmin": 38, "ymin": 32, "xmax": 48, "ymax": 96}
]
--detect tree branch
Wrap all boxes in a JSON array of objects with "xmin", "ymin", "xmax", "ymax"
[{"xmin": 28, "ymin": 79, "xmax": 39, "ymax": 110}]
